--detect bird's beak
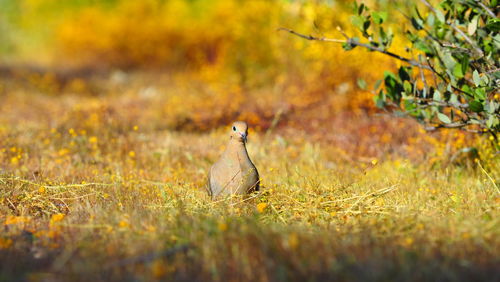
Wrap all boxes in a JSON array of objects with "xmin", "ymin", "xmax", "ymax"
[{"xmin": 240, "ymin": 133, "xmax": 247, "ymax": 143}]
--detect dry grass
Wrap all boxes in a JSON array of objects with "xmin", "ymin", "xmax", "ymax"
[{"xmin": 0, "ymin": 73, "xmax": 498, "ymax": 281}]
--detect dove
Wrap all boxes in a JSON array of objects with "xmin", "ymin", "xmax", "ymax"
[{"xmin": 208, "ymin": 121, "xmax": 260, "ymax": 199}]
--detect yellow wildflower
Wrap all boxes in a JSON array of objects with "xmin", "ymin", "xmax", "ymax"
[
  {"xmin": 58, "ymin": 148, "xmax": 70, "ymax": 156},
  {"xmin": 403, "ymin": 237, "xmax": 414, "ymax": 247},
  {"xmin": 119, "ymin": 220, "xmax": 130, "ymax": 228},
  {"xmin": 5, "ymin": 216, "xmax": 30, "ymax": 225},
  {"xmin": 256, "ymin": 202, "xmax": 268, "ymax": 213},
  {"xmin": 10, "ymin": 157, "xmax": 19, "ymax": 165},
  {"xmin": 51, "ymin": 213, "xmax": 65, "ymax": 223}
]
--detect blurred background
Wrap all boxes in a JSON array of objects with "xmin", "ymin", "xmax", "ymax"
[{"xmin": 0, "ymin": 0, "xmax": 480, "ymax": 162}]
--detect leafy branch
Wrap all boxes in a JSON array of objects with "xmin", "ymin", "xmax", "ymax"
[
  {"xmin": 281, "ymin": 0, "xmax": 499, "ymax": 140},
  {"xmin": 277, "ymin": 27, "xmax": 431, "ymax": 70}
]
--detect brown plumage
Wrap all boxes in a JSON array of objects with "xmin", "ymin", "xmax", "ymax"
[{"xmin": 208, "ymin": 121, "xmax": 260, "ymax": 199}]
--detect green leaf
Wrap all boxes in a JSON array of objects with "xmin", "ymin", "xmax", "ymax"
[
  {"xmin": 372, "ymin": 11, "xmax": 388, "ymax": 24},
  {"xmin": 398, "ymin": 67, "xmax": 411, "ymax": 81},
  {"xmin": 453, "ymin": 64, "xmax": 464, "ymax": 78},
  {"xmin": 358, "ymin": 3, "xmax": 365, "ymax": 15},
  {"xmin": 473, "ymin": 70, "xmax": 480, "ymax": 86},
  {"xmin": 474, "ymin": 88, "xmax": 486, "ymax": 100},
  {"xmin": 363, "ymin": 20, "xmax": 371, "ymax": 35},
  {"xmin": 490, "ymin": 101, "xmax": 498, "ymax": 113},
  {"xmin": 386, "ymin": 27, "xmax": 394, "ymax": 46},
  {"xmin": 374, "ymin": 79, "xmax": 382, "ymax": 90},
  {"xmin": 342, "ymin": 43, "xmax": 355, "ymax": 51},
  {"xmin": 383, "ymin": 71, "xmax": 397, "ymax": 81},
  {"xmin": 379, "ymin": 27, "xmax": 387, "ymax": 42},
  {"xmin": 442, "ymin": 52, "xmax": 456, "ymax": 71},
  {"xmin": 427, "ymin": 13, "xmax": 435, "ymax": 26},
  {"xmin": 480, "ymin": 74, "xmax": 489, "ymax": 86},
  {"xmin": 486, "ymin": 115, "xmax": 499, "ymax": 128},
  {"xmin": 485, "ymin": 18, "xmax": 500, "ymax": 32},
  {"xmin": 351, "ymin": 15, "xmax": 365, "ymax": 31},
  {"xmin": 374, "ymin": 90, "xmax": 386, "ymax": 108},
  {"xmin": 414, "ymin": 40, "xmax": 432, "ymax": 54},
  {"xmin": 436, "ymin": 27, "xmax": 446, "ymax": 40},
  {"xmin": 461, "ymin": 84, "xmax": 472, "ymax": 95},
  {"xmin": 469, "ymin": 100, "xmax": 483, "ymax": 112},
  {"xmin": 460, "ymin": 56, "xmax": 469, "ymax": 76},
  {"xmin": 468, "ymin": 16, "xmax": 478, "ymax": 36},
  {"xmin": 411, "ymin": 17, "xmax": 423, "ymax": 30},
  {"xmin": 449, "ymin": 94, "xmax": 459, "ymax": 104},
  {"xmin": 433, "ymin": 90, "xmax": 442, "ymax": 101},
  {"xmin": 435, "ymin": 9, "xmax": 445, "ymax": 23},
  {"xmin": 437, "ymin": 113, "xmax": 451, "ymax": 124},
  {"xmin": 357, "ymin": 78, "xmax": 367, "ymax": 90},
  {"xmin": 403, "ymin": 81, "xmax": 412, "ymax": 94},
  {"xmin": 485, "ymin": 101, "xmax": 496, "ymax": 114},
  {"xmin": 404, "ymin": 100, "xmax": 418, "ymax": 116}
]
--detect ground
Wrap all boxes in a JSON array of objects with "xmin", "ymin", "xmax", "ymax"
[{"xmin": 0, "ymin": 72, "xmax": 498, "ymax": 281}]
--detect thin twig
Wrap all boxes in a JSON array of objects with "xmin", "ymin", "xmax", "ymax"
[
  {"xmin": 476, "ymin": 160, "xmax": 500, "ymax": 194},
  {"xmin": 229, "ymin": 191, "xmax": 263, "ymax": 206},
  {"xmin": 6, "ymin": 197, "xmax": 17, "ymax": 212},
  {"xmin": 269, "ymin": 203, "xmax": 286, "ymax": 223},
  {"xmin": 423, "ymin": 120, "xmax": 484, "ymax": 132},
  {"xmin": 321, "ymin": 185, "xmax": 397, "ymax": 206},
  {"xmin": 485, "ymin": 67, "xmax": 500, "ymax": 74},
  {"xmin": 418, "ymin": 54, "xmax": 428, "ymax": 90},
  {"xmin": 474, "ymin": 0, "xmax": 497, "ymax": 18},
  {"xmin": 278, "ymin": 28, "xmax": 432, "ymax": 70},
  {"xmin": 49, "ymin": 193, "xmax": 97, "ymax": 201},
  {"xmin": 409, "ymin": 97, "xmax": 470, "ymax": 109},
  {"xmin": 420, "ymin": 0, "xmax": 484, "ymax": 57},
  {"xmin": 442, "ymin": 42, "xmax": 473, "ymax": 54}
]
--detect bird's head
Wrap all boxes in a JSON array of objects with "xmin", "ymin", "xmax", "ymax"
[{"xmin": 230, "ymin": 121, "xmax": 248, "ymax": 143}]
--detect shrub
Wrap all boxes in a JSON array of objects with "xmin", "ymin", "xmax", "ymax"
[{"xmin": 283, "ymin": 0, "xmax": 499, "ymax": 145}]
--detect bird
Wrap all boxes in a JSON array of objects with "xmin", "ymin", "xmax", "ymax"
[{"xmin": 208, "ymin": 121, "xmax": 260, "ymax": 199}]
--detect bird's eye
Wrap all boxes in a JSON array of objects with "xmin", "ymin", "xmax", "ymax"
[{"xmin": 232, "ymin": 126, "xmax": 236, "ymax": 131}]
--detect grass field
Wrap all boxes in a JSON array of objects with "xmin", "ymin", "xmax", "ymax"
[{"xmin": 0, "ymin": 72, "xmax": 498, "ymax": 281}]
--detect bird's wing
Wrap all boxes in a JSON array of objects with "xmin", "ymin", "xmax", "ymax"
[{"xmin": 208, "ymin": 163, "xmax": 223, "ymax": 199}]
